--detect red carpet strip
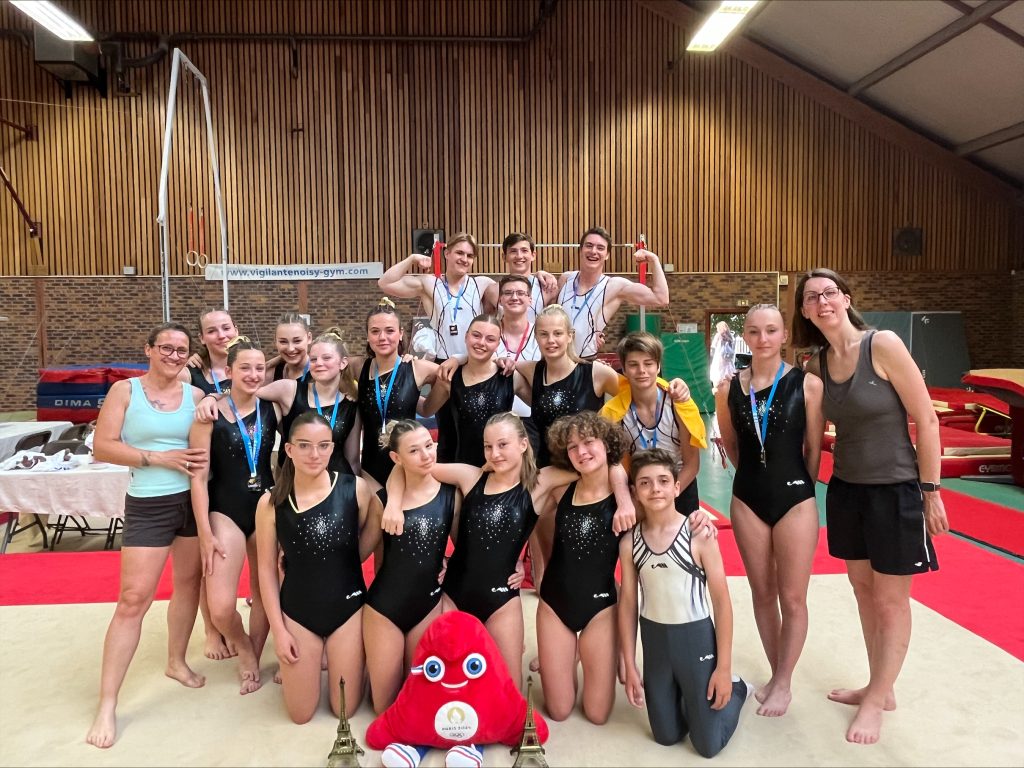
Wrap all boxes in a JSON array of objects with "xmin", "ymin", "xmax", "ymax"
[{"xmin": 2, "ymin": 524, "xmax": 1020, "ymax": 661}]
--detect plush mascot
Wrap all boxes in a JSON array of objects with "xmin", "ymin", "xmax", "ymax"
[{"xmin": 366, "ymin": 610, "xmax": 549, "ymax": 767}]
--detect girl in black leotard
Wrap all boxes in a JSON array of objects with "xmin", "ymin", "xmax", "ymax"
[
  {"xmin": 381, "ymin": 411, "xmax": 575, "ymax": 691},
  {"xmin": 254, "ymin": 412, "xmax": 382, "ymax": 724},
  {"xmin": 254, "ymin": 328, "xmax": 361, "ymax": 475},
  {"xmin": 356, "ymin": 299, "xmax": 439, "ymax": 497},
  {"xmin": 265, "ymin": 312, "xmax": 312, "ymax": 385},
  {"xmin": 182, "ymin": 307, "xmax": 237, "ymax": 396},
  {"xmin": 422, "ymin": 315, "xmax": 519, "ymax": 467},
  {"xmin": 536, "ymin": 411, "xmax": 632, "ymax": 724},
  {"xmin": 189, "ymin": 339, "xmax": 280, "ymax": 695},
  {"xmin": 363, "ymin": 420, "xmax": 457, "ymax": 714},
  {"xmin": 511, "ymin": 304, "xmax": 620, "ymax": 590},
  {"xmin": 715, "ymin": 304, "xmax": 824, "ymax": 718}
]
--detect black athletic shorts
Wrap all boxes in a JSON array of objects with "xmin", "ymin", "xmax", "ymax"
[
  {"xmin": 123, "ymin": 490, "xmax": 198, "ymax": 548},
  {"xmin": 826, "ymin": 477, "xmax": 938, "ymax": 576}
]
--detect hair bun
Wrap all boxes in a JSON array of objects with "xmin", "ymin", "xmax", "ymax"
[{"xmin": 378, "ymin": 297, "xmax": 396, "ymax": 308}]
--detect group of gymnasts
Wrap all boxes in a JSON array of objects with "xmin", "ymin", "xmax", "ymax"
[{"xmin": 84, "ymin": 227, "xmax": 949, "ymax": 760}]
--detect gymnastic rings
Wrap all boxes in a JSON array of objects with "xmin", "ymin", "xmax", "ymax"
[{"xmin": 184, "ymin": 250, "xmax": 209, "ymax": 268}]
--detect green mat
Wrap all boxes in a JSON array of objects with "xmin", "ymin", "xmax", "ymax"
[
  {"xmin": 943, "ymin": 478, "xmax": 1024, "ymax": 511},
  {"xmin": 661, "ymin": 333, "xmax": 714, "ymax": 414}
]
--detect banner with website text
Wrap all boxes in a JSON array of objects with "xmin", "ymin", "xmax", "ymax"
[{"xmin": 204, "ymin": 263, "xmax": 383, "ymax": 281}]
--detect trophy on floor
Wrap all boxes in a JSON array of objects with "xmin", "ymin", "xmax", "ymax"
[
  {"xmin": 510, "ymin": 675, "xmax": 548, "ymax": 767},
  {"xmin": 326, "ymin": 677, "xmax": 364, "ymax": 768}
]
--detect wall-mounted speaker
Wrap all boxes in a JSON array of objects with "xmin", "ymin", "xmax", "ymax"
[
  {"xmin": 893, "ymin": 227, "xmax": 923, "ymax": 257},
  {"xmin": 412, "ymin": 228, "xmax": 445, "ymax": 256}
]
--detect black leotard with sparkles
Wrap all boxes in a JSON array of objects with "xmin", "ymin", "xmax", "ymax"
[
  {"xmin": 189, "ymin": 367, "xmax": 229, "ymax": 396},
  {"xmin": 278, "ymin": 380, "xmax": 358, "ymax": 474},
  {"xmin": 208, "ymin": 399, "xmax": 277, "ymax": 538},
  {"xmin": 276, "ymin": 473, "xmax": 366, "ymax": 638},
  {"xmin": 366, "ymin": 483, "xmax": 455, "ymax": 633},
  {"xmin": 727, "ymin": 367, "xmax": 815, "ymax": 527},
  {"xmin": 357, "ymin": 359, "xmax": 422, "ymax": 486},
  {"xmin": 532, "ymin": 361, "xmax": 602, "ymax": 467},
  {"xmin": 272, "ymin": 360, "xmax": 308, "ymax": 383},
  {"xmin": 539, "ymin": 482, "xmax": 620, "ymax": 632},
  {"xmin": 449, "ymin": 367, "xmax": 515, "ymax": 467},
  {"xmin": 443, "ymin": 474, "xmax": 537, "ymax": 622}
]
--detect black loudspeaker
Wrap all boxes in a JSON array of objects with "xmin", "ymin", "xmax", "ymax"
[
  {"xmin": 412, "ymin": 228, "xmax": 445, "ymax": 256},
  {"xmin": 893, "ymin": 227, "xmax": 923, "ymax": 257}
]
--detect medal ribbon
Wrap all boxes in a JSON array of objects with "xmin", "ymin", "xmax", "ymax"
[
  {"xmin": 749, "ymin": 362, "xmax": 785, "ymax": 463},
  {"xmin": 226, "ymin": 396, "xmax": 262, "ymax": 477}
]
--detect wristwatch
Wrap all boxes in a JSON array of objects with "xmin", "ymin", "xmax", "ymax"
[{"xmin": 919, "ymin": 481, "xmax": 941, "ymax": 493}]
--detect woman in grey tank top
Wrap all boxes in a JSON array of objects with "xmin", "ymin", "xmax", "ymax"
[{"xmin": 792, "ymin": 268, "xmax": 949, "ymax": 747}]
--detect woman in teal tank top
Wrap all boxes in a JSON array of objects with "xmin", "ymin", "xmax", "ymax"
[{"xmin": 86, "ymin": 323, "xmax": 210, "ymax": 749}]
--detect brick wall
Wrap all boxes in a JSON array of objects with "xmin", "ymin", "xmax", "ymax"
[
  {"xmin": 0, "ymin": 271, "xmax": 1013, "ymax": 411},
  {"xmin": 1014, "ymin": 269, "xmax": 1024, "ymax": 370}
]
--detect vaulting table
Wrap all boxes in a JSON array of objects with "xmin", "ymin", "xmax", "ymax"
[
  {"xmin": 0, "ymin": 462, "xmax": 130, "ymax": 553},
  {"xmin": 961, "ymin": 369, "xmax": 1024, "ymax": 487}
]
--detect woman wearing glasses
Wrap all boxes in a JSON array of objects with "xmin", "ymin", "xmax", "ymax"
[
  {"xmin": 255, "ymin": 412, "xmax": 383, "ymax": 723},
  {"xmin": 793, "ymin": 268, "xmax": 948, "ymax": 745},
  {"xmin": 87, "ymin": 323, "xmax": 211, "ymax": 748},
  {"xmin": 188, "ymin": 338, "xmax": 280, "ymax": 696}
]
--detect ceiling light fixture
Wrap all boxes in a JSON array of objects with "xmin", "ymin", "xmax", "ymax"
[
  {"xmin": 9, "ymin": 1, "xmax": 93, "ymax": 42},
  {"xmin": 687, "ymin": 0, "xmax": 759, "ymax": 53}
]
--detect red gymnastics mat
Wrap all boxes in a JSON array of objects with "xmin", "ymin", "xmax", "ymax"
[
  {"xmin": 941, "ymin": 489, "xmax": 1024, "ymax": 558},
  {"xmin": 818, "ymin": 440, "xmax": 1012, "ymax": 481}
]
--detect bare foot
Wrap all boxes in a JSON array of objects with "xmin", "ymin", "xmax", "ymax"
[
  {"xmin": 754, "ymin": 680, "xmax": 773, "ymax": 704},
  {"xmin": 273, "ymin": 668, "xmax": 282, "ymax": 685},
  {"xmin": 828, "ymin": 686, "xmax": 896, "ymax": 711},
  {"xmin": 756, "ymin": 684, "xmax": 792, "ymax": 717},
  {"xmin": 528, "ymin": 656, "xmax": 540, "ymax": 673},
  {"xmin": 165, "ymin": 661, "xmax": 206, "ymax": 688},
  {"xmin": 237, "ymin": 642, "xmax": 263, "ymax": 695},
  {"xmin": 86, "ymin": 701, "xmax": 117, "ymax": 749},
  {"xmin": 240, "ymin": 667, "xmax": 262, "ymax": 695},
  {"xmin": 204, "ymin": 631, "xmax": 237, "ymax": 660},
  {"xmin": 846, "ymin": 703, "xmax": 884, "ymax": 744}
]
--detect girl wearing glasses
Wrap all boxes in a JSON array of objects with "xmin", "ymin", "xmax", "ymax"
[
  {"xmin": 357, "ymin": 300, "xmax": 440, "ymax": 499},
  {"xmin": 421, "ymin": 314, "xmax": 519, "ymax": 467},
  {"xmin": 188, "ymin": 338, "xmax": 280, "ymax": 696},
  {"xmin": 87, "ymin": 323, "xmax": 211, "ymax": 748},
  {"xmin": 254, "ymin": 412, "xmax": 383, "ymax": 724},
  {"xmin": 793, "ymin": 268, "xmax": 948, "ymax": 745},
  {"xmin": 363, "ymin": 419, "xmax": 457, "ymax": 713},
  {"xmin": 714, "ymin": 304, "xmax": 824, "ymax": 718}
]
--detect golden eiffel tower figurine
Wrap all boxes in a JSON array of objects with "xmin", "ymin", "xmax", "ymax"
[
  {"xmin": 510, "ymin": 675, "xmax": 548, "ymax": 767},
  {"xmin": 326, "ymin": 677, "xmax": 364, "ymax": 768}
]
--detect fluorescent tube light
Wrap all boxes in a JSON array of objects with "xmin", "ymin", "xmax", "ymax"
[
  {"xmin": 9, "ymin": 1, "xmax": 93, "ymax": 42},
  {"xmin": 687, "ymin": 0, "xmax": 759, "ymax": 53}
]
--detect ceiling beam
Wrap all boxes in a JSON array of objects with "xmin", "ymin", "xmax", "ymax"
[
  {"xmin": 956, "ymin": 121, "xmax": 1024, "ymax": 156},
  {"xmin": 848, "ymin": 0, "xmax": 1015, "ymax": 96},
  {"xmin": 942, "ymin": 0, "xmax": 1024, "ymax": 50},
  {"xmin": 635, "ymin": 0, "xmax": 1020, "ymax": 202}
]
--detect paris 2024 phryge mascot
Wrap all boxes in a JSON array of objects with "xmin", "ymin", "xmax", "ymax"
[{"xmin": 366, "ymin": 610, "xmax": 549, "ymax": 767}]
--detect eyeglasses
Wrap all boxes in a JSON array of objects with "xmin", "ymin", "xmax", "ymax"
[
  {"xmin": 501, "ymin": 290, "xmax": 529, "ymax": 298},
  {"xmin": 155, "ymin": 344, "xmax": 190, "ymax": 358},
  {"xmin": 802, "ymin": 286, "xmax": 842, "ymax": 305},
  {"xmin": 290, "ymin": 441, "xmax": 334, "ymax": 454}
]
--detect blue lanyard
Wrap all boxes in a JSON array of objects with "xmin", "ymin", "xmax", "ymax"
[
  {"xmin": 374, "ymin": 361, "xmax": 399, "ymax": 434},
  {"xmin": 629, "ymin": 390, "xmax": 665, "ymax": 450},
  {"xmin": 749, "ymin": 363, "xmax": 785, "ymax": 464},
  {"xmin": 226, "ymin": 396, "xmax": 263, "ymax": 477},
  {"xmin": 300, "ymin": 361, "xmax": 310, "ymax": 380},
  {"xmin": 570, "ymin": 274, "xmax": 603, "ymax": 325},
  {"xmin": 211, "ymin": 369, "xmax": 223, "ymax": 394},
  {"xmin": 312, "ymin": 384, "xmax": 341, "ymax": 429},
  {"xmin": 441, "ymin": 276, "xmax": 469, "ymax": 324}
]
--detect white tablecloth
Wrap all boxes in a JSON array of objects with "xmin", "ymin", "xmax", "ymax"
[
  {"xmin": 0, "ymin": 462, "xmax": 130, "ymax": 520},
  {"xmin": 0, "ymin": 421, "xmax": 73, "ymax": 461}
]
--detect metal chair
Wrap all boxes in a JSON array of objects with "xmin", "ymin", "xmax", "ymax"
[{"xmin": 12, "ymin": 431, "xmax": 48, "ymax": 453}]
